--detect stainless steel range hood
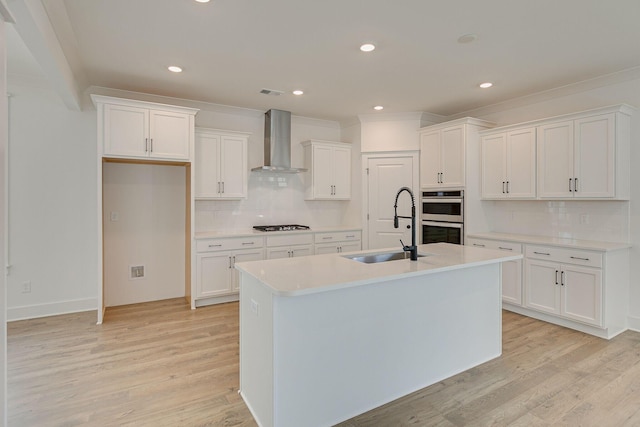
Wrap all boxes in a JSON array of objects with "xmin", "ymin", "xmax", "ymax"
[{"xmin": 251, "ymin": 109, "xmax": 307, "ymax": 173}]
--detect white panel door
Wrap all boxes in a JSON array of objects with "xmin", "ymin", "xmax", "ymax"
[
  {"xmin": 149, "ymin": 110, "xmax": 190, "ymax": 160},
  {"xmin": 525, "ymin": 259, "xmax": 560, "ymax": 315},
  {"xmin": 104, "ymin": 104, "xmax": 149, "ymax": 157},
  {"xmin": 537, "ymin": 121, "xmax": 574, "ymax": 198},
  {"xmin": 367, "ymin": 156, "xmax": 415, "ymax": 250},
  {"xmin": 574, "ymin": 114, "xmax": 615, "ymax": 198},
  {"xmin": 481, "ymin": 133, "xmax": 507, "ymax": 198},
  {"xmin": 419, "ymin": 131, "xmax": 441, "ymax": 188}
]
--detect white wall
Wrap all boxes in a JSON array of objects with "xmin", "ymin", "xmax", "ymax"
[
  {"xmin": 103, "ymin": 162, "xmax": 186, "ymax": 307},
  {"xmin": 359, "ymin": 113, "xmax": 424, "ymax": 152},
  {"xmin": 7, "ymin": 81, "xmax": 97, "ymax": 320},
  {"xmin": 0, "ymin": 11, "xmax": 9, "ymax": 425}
]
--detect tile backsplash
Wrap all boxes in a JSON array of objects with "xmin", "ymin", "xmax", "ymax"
[
  {"xmin": 483, "ymin": 200, "xmax": 630, "ymax": 243},
  {"xmin": 195, "ymin": 173, "xmax": 350, "ymax": 231}
]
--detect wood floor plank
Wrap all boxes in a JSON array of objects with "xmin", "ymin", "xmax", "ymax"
[{"xmin": 8, "ymin": 300, "xmax": 640, "ymax": 427}]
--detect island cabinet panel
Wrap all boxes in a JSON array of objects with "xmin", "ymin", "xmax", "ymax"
[
  {"xmin": 467, "ymin": 237, "xmax": 523, "ymax": 305},
  {"xmin": 92, "ymin": 95, "xmax": 198, "ymax": 161},
  {"xmin": 239, "ymin": 261, "xmax": 502, "ymax": 427}
]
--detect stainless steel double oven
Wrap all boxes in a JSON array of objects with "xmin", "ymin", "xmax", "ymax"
[{"xmin": 421, "ymin": 190, "xmax": 464, "ymax": 245}]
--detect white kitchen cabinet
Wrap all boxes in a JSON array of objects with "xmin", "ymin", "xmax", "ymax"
[
  {"xmin": 481, "ymin": 127, "xmax": 536, "ymax": 199},
  {"xmin": 536, "ymin": 106, "xmax": 632, "ymax": 199},
  {"xmin": 419, "ymin": 125, "xmax": 465, "ymax": 188},
  {"xmin": 195, "ymin": 236, "xmax": 264, "ymax": 299},
  {"xmin": 302, "ymin": 140, "xmax": 351, "ymax": 200},
  {"xmin": 265, "ymin": 233, "xmax": 314, "ymax": 259},
  {"xmin": 195, "ymin": 128, "xmax": 249, "ymax": 199},
  {"xmin": 524, "ymin": 245, "xmax": 603, "ymax": 327},
  {"xmin": 467, "ymin": 238, "xmax": 523, "ymax": 305},
  {"xmin": 314, "ymin": 230, "xmax": 362, "ymax": 254},
  {"xmin": 92, "ymin": 95, "xmax": 198, "ymax": 161}
]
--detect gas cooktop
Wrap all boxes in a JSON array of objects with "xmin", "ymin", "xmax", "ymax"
[{"xmin": 253, "ymin": 224, "xmax": 311, "ymax": 232}]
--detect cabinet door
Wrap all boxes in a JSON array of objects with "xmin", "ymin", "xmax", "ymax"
[
  {"xmin": 440, "ymin": 126, "xmax": 465, "ymax": 187},
  {"xmin": 506, "ymin": 127, "xmax": 536, "ymax": 198},
  {"xmin": 481, "ymin": 133, "xmax": 507, "ymax": 199},
  {"xmin": 561, "ymin": 265, "xmax": 602, "ymax": 326},
  {"xmin": 231, "ymin": 249, "xmax": 264, "ymax": 291},
  {"xmin": 537, "ymin": 121, "xmax": 574, "ymax": 198},
  {"xmin": 312, "ymin": 145, "xmax": 334, "ymax": 198},
  {"xmin": 420, "ymin": 131, "xmax": 442, "ymax": 188},
  {"xmin": 149, "ymin": 110, "xmax": 191, "ymax": 160},
  {"xmin": 574, "ymin": 114, "xmax": 615, "ymax": 198},
  {"xmin": 340, "ymin": 241, "xmax": 362, "ymax": 253},
  {"xmin": 103, "ymin": 104, "xmax": 149, "ymax": 158},
  {"xmin": 267, "ymin": 247, "xmax": 292, "ymax": 260},
  {"xmin": 332, "ymin": 146, "xmax": 351, "ymax": 199},
  {"xmin": 525, "ymin": 259, "xmax": 560, "ymax": 315},
  {"xmin": 502, "ymin": 259, "xmax": 523, "ymax": 306},
  {"xmin": 220, "ymin": 135, "xmax": 248, "ymax": 199},
  {"xmin": 290, "ymin": 245, "xmax": 313, "ymax": 258},
  {"xmin": 195, "ymin": 133, "xmax": 221, "ymax": 198},
  {"xmin": 196, "ymin": 252, "xmax": 232, "ymax": 298},
  {"xmin": 314, "ymin": 243, "xmax": 339, "ymax": 255}
]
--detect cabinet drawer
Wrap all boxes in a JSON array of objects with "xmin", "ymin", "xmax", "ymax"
[
  {"xmin": 266, "ymin": 233, "xmax": 314, "ymax": 247},
  {"xmin": 525, "ymin": 245, "xmax": 602, "ymax": 268},
  {"xmin": 315, "ymin": 230, "xmax": 361, "ymax": 243},
  {"xmin": 197, "ymin": 236, "xmax": 264, "ymax": 253},
  {"xmin": 467, "ymin": 238, "xmax": 522, "ymax": 254}
]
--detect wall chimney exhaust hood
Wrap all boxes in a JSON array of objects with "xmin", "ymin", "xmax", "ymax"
[{"xmin": 251, "ymin": 109, "xmax": 307, "ymax": 173}]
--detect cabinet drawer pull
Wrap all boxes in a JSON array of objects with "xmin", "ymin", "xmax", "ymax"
[
  {"xmin": 322, "ymin": 237, "xmax": 332, "ymax": 240},
  {"xmin": 533, "ymin": 251, "xmax": 551, "ymax": 256},
  {"xmin": 242, "ymin": 242, "xmax": 255, "ymax": 246},
  {"xmin": 473, "ymin": 243, "xmax": 486, "ymax": 248},
  {"xmin": 570, "ymin": 256, "xmax": 589, "ymax": 261},
  {"xmin": 498, "ymin": 246, "xmax": 513, "ymax": 251},
  {"xmin": 208, "ymin": 244, "xmax": 222, "ymax": 248},
  {"xmin": 346, "ymin": 235, "xmax": 355, "ymax": 238}
]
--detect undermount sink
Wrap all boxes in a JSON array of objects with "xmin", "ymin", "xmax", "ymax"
[{"xmin": 342, "ymin": 251, "xmax": 426, "ymax": 264}]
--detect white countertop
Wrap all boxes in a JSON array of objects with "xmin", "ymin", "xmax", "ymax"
[
  {"xmin": 234, "ymin": 242, "xmax": 522, "ymax": 297},
  {"xmin": 467, "ymin": 232, "xmax": 631, "ymax": 252},
  {"xmin": 195, "ymin": 226, "xmax": 361, "ymax": 240}
]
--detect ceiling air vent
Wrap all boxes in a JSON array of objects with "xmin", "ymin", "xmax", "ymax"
[{"xmin": 260, "ymin": 88, "xmax": 284, "ymax": 96}]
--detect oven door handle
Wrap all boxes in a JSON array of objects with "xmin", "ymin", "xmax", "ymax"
[
  {"xmin": 421, "ymin": 198, "xmax": 463, "ymax": 203},
  {"xmin": 421, "ymin": 221, "xmax": 463, "ymax": 229}
]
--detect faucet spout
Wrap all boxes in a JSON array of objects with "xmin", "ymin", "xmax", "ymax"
[{"xmin": 393, "ymin": 187, "xmax": 418, "ymax": 261}]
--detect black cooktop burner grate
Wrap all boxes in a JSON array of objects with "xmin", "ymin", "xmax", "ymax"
[{"xmin": 253, "ymin": 224, "xmax": 311, "ymax": 232}]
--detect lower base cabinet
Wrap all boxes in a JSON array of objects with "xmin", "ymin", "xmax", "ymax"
[
  {"xmin": 197, "ymin": 248, "xmax": 264, "ymax": 297},
  {"xmin": 314, "ymin": 230, "xmax": 362, "ymax": 254},
  {"xmin": 467, "ymin": 238, "xmax": 523, "ymax": 305}
]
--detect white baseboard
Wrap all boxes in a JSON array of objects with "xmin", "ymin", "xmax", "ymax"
[
  {"xmin": 628, "ymin": 315, "xmax": 640, "ymax": 332},
  {"xmin": 7, "ymin": 298, "xmax": 98, "ymax": 321}
]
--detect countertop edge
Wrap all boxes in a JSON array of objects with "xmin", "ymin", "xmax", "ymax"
[
  {"xmin": 195, "ymin": 226, "xmax": 362, "ymax": 239},
  {"xmin": 467, "ymin": 232, "xmax": 631, "ymax": 252}
]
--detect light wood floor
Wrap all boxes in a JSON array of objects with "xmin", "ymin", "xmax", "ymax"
[{"xmin": 8, "ymin": 299, "xmax": 640, "ymax": 427}]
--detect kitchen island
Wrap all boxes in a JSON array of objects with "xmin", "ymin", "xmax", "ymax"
[{"xmin": 235, "ymin": 243, "xmax": 522, "ymax": 427}]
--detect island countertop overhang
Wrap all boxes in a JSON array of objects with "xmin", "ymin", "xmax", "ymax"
[{"xmin": 235, "ymin": 242, "xmax": 522, "ymax": 297}]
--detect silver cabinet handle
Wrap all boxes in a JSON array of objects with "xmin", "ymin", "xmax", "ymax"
[
  {"xmin": 208, "ymin": 244, "xmax": 222, "ymax": 248},
  {"xmin": 533, "ymin": 251, "xmax": 551, "ymax": 256},
  {"xmin": 242, "ymin": 242, "xmax": 255, "ymax": 246},
  {"xmin": 473, "ymin": 243, "xmax": 486, "ymax": 247},
  {"xmin": 498, "ymin": 246, "xmax": 513, "ymax": 251},
  {"xmin": 346, "ymin": 235, "xmax": 355, "ymax": 238},
  {"xmin": 570, "ymin": 256, "xmax": 589, "ymax": 261},
  {"xmin": 555, "ymin": 270, "xmax": 559, "ymax": 285},
  {"xmin": 322, "ymin": 237, "xmax": 332, "ymax": 240}
]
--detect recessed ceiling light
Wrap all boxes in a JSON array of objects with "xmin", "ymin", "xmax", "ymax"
[
  {"xmin": 457, "ymin": 34, "xmax": 478, "ymax": 44},
  {"xmin": 373, "ymin": 105, "xmax": 384, "ymax": 111},
  {"xmin": 360, "ymin": 43, "xmax": 376, "ymax": 52},
  {"xmin": 479, "ymin": 82, "xmax": 493, "ymax": 89},
  {"xmin": 168, "ymin": 66, "xmax": 183, "ymax": 73},
  {"xmin": 292, "ymin": 90, "xmax": 304, "ymax": 96}
]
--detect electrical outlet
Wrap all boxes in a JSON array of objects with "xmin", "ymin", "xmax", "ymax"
[
  {"xmin": 21, "ymin": 281, "xmax": 31, "ymax": 293},
  {"xmin": 130, "ymin": 265, "xmax": 145, "ymax": 279},
  {"xmin": 110, "ymin": 211, "xmax": 119, "ymax": 222},
  {"xmin": 250, "ymin": 299, "xmax": 259, "ymax": 316}
]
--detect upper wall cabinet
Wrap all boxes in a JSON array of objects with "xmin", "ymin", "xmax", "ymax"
[
  {"xmin": 302, "ymin": 140, "xmax": 352, "ymax": 200},
  {"xmin": 92, "ymin": 95, "xmax": 199, "ymax": 161},
  {"xmin": 536, "ymin": 106, "xmax": 633, "ymax": 200},
  {"xmin": 419, "ymin": 118, "xmax": 494, "ymax": 189},
  {"xmin": 195, "ymin": 128, "xmax": 250, "ymax": 200},
  {"xmin": 481, "ymin": 127, "xmax": 536, "ymax": 199}
]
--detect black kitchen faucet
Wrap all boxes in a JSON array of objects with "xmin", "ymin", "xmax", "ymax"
[{"xmin": 393, "ymin": 187, "xmax": 418, "ymax": 261}]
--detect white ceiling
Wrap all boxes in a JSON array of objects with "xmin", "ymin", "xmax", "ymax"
[{"xmin": 7, "ymin": 0, "xmax": 640, "ymax": 122}]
